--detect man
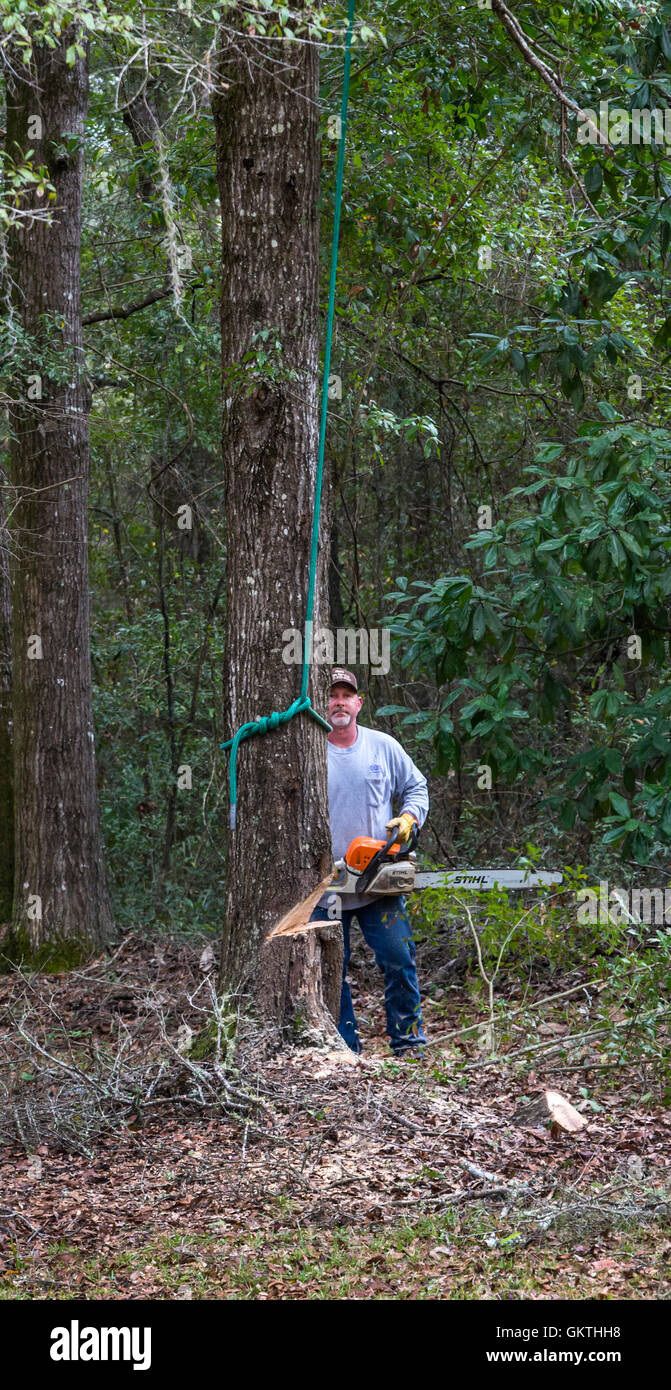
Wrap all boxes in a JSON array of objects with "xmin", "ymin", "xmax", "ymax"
[{"xmin": 312, "ymin": 667, "xmax": 429, "ymax": 1057}]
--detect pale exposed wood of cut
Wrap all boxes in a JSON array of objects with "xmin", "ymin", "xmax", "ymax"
[
  {"xmin": 545, "ymin": 1089, "xmax": 586, "ymax": 1133},
  {"xmin": 266, "ymin": 874, "xmax": 335, "ymax": 939},
  {"xmin": 512, "ymin": 1088, "xmax": 586, "ymax": 1134}
]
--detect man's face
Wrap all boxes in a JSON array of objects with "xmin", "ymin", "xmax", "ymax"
[{"xmin": 329, "ymin": 683, "xmax": 363, "ymax": 729}]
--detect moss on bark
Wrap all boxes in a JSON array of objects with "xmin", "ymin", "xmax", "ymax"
[{"xmin": 0, "ymin": 925, "xmax": 95, "ymax": 973}]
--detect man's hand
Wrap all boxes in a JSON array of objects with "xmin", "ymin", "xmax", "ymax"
[{"xmin": 385, "ymin": 811, "xmax": 417, "ymax": 844}]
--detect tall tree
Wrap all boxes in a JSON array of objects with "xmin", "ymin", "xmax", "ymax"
[
  {"xmin": 0, "ymin": 472, "xmax": 12, "ymax": 922},
  {"xmin": 4, "ymin": 27, "xmax": 114, "ymax": 965},
  {"xmin": 213, "ymin": 13, "xmax": 342, "ymax": 1038}
]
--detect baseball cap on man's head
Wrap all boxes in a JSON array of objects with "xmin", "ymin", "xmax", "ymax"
[{"xmin": 330, "ymin": 667, "xmax": 358, "ymax": 693}]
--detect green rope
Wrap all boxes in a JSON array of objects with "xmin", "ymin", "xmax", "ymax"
[{"xmin": 222, "ymin": 0, "xmax": 356, "ymax": 830}]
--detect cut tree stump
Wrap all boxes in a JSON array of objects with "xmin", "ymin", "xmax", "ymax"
[{"xmin": 512, "ymin": 1089, "xmax": 586, "ymax": 1135}]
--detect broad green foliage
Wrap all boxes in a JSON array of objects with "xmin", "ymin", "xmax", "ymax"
[{"xmin": 381, "ymin": 421, "xmax": 671, "ymax": 861}]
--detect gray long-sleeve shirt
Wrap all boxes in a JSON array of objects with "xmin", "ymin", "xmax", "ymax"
[{"xmin": 320, "ymin": 724, "xmax": 429, "ymax": 912}]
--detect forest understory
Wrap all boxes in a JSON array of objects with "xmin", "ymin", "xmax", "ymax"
[{"xmin": 1, "ymin": 924, "xmax": 669, "ymax": 1302}]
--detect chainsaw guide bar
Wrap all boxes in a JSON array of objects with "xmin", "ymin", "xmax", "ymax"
[{"xmin": 329, "ymin": 831, "xmax": 563, "ymax": 898}]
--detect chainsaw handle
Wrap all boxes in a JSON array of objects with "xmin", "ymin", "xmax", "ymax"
[
  {"xmin": 357, "ymin": 821, "xmax": 419, "ymax": 895},
  {"xmin": 399, "ymin": 821, "xmax": 419, "ymax": 858}
]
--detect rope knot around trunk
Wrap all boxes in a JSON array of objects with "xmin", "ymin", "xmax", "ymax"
[{"xmin": 222, "ymin": 697, "xmax": 332, "ymax": 828}]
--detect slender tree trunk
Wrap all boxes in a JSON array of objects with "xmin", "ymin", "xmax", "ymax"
[
  {"xmin": 154, "ymin": 499, "xmax": 178, "ymax": 916},
  {"xmin": 329, "ymin": 516, "xmax": 345, "ymax": 631},
  {"xmin": 213, "ymin": 14, "xmax": 342, "ymax": 1040},
  {"xmin": 103, "ymin": 451, "xmax": 134, "ymax": 626},
  {"xmin": 0, "ymin": 154, "xmax": 15, "ymax": 924},
  {"xmin": 0, "ymin": 467, "xmax": 13, "ymax": 922},
  {"xmin": 4, "ymin": 31, "xmax": 115, "ymax": 965}
]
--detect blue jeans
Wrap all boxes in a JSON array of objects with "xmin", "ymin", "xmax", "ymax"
[{"xmin": 311, "ymin": 895, "xmax": 426, "ymax": 1054}]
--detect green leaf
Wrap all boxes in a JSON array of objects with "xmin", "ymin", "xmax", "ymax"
[
  {"xmin": 558, "ymin": 801, "xmax": 577, "ymax": 830},
  {"xmin": 603, "ymin": 825, "xmax": 628, "ymax": 844},
  {"xmin": 568, "ymin": 374, "xmax": 585, "ymax": 412},
  {"xmin": 619, "ymin": 532, "xmax": 644, "ymax": 558},
  {"xmin": 609, "ymin": 533, "xmax": 626, "ymax": 567},
  {"xmin": 654, "ymin": 314, "xmax": 671, "ymax": 349},
  {"xmin": 472, "ymin": 606, "xmax": 486, "ymax": 641},
  {"xmin": 535, "ymin": 443, "xmax": 564, "ymax": 463},
  {"xmin": 536, "ymin": 537, "xmax": 566, "ymax": 552},
  {"xmin": 587, "ymin": 267, "xmax": 621, "ymax": 308}
]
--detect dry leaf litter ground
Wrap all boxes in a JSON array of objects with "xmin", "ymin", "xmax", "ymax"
[{"xmin": 1, "ymin": 929, "xmax": 670, "ymax": 1300}]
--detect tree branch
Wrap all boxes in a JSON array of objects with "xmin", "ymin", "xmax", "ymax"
[
  {"xmin": 83, "ymin": 281, "xmax": 201, "ymax": 326},
  {"xmin": 491, "ymin": 0, "xmax": 613, "ymax": 154}
]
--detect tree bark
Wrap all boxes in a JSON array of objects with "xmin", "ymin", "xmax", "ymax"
[
  {"xmin": 121, "ymin": 81, "xmax": 164, "ymax": 207},
  {"xmin": 4, "ymin": 32, "xmax": 115, "ymax": 966},
  {"xmin": 0, "ymin": 467, "xmax": 13, "ymax": 922},
  {"xmin": 213, "ymin": 14, "xmax": 342, "ymax": 1041}
]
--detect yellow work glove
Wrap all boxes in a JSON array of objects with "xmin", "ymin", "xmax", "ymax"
[{"xmin": 385, "ymin": 811, "xmax": 417, "ymax": 844}]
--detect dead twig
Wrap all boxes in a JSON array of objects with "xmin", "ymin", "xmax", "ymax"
[{"xmin": 428, "ymin": 979, "xmax": 601, "ymax": 1048}]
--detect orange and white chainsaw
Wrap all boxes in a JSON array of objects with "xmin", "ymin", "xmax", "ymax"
[
  {"xmin": 330, "ymin": 824, "xmax": 563, "ymax": 899},
  {"xmin": 268, "ymin": 825, "xmax": 562, "ymax": 938}
]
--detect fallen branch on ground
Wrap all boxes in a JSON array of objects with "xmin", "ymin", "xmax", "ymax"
[
  {"xmin": 428, "ymin": 979, "xmax": 601, "ymax": 1048},
  {"xmin": 461, "ymin": 1005, "xmax": 671, "ymax": 1069},
  {"xmin": 0, "ymin": 973, "xmax": 281, "ymax": 1156}
]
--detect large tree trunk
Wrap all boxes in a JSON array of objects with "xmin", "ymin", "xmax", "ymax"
[
  {"xmin": 213, "ymin": 15, "xmax": 342, "ymax": 1041},
  {"xmin": 4, "ymin": 31, "xmax": 115, "ymax": 966}
]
